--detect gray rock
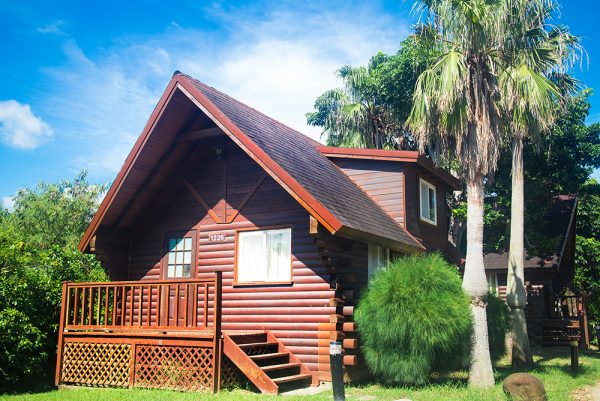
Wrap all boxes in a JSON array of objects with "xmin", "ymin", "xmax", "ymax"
[{"xmin": 502, "ymin": 373, "xmax": 548, "ymax": 401}]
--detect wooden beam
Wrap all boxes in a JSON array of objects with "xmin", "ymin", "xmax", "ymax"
[
  {"xmin": 226, "ymin": 172, "xmax": 268, "ymax": 223},
  {"xmin": 180, "ymin": 174, "xmax": 222, "ymax": 224},
  {"xmin": 309, "ymin": 216, "xmax": 319, "ymax": 236},
  {"xmin": 176, "ymin": 127, "xmax": 223, "ymax": 142}
]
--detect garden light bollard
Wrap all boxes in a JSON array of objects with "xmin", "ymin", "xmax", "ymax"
[
  {"xmin": 570, "ymin": 340, "xmax": 579, "ymax": 372},
  {"xmin": 330, "ymin": 341, "xmax": 345, "ymax": 401}
]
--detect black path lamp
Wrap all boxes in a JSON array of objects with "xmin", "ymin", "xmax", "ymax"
[{"xmin": 330, "ymin": 340, "xmax": 345, "ymax": 401}]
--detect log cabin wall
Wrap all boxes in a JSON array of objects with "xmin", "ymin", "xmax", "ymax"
[
  {"xmin": 403, "ymin": 166, "xmax": 450, "ymax": 252},
  {"xmin": 330, "ymin": 158, "xmax": 405, "ymax": 228},
  {"xmin": 330, "ymin": 158, "xmax": 449, "ymax": 253},
  {"xmin": 124, "ymin": 135, "xmax": 366, "ymax": 380}
]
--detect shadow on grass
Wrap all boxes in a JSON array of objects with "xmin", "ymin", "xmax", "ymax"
[{"xmin": 345, "ymin": 346, "xmax": 600, "ymax": 392}]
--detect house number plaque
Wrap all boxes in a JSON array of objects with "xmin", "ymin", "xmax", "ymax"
[{"xmin": 208, "ymin": 232, "xmax": 227, "ymax": 242}]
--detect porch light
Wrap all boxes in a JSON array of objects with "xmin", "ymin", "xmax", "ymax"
[{"xmin": 215, "ymin": 145, "xmax": 224, "ymax": 160}]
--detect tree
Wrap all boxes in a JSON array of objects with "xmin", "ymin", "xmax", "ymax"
[
  {"xmin": 8, "ymin": 172, "xmax": 106, "ymax": 250},
  {"xmin": 484, "ymin": 91, "xmax": 600, "ymax": 255},
  {"xmin": 575, "ymin": 180, "xmax": 600, "ymax": 329},
  {"xmin": 499, "ymin": 1, "xmax": 582, "ymax": 367},
  {"xmin": 406, "ymin": 0, "xmax": 531, "ymax": 386},
  {"xmin": 307, "ymin": 35, "xmax": 437, "ymax": 149},
  {"xmin": 0, "ymin": 173, "xmax": 107, "ymax": 389}
]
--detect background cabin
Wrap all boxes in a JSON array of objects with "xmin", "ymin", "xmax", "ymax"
[
  {"xmin": 55, "ymin": 72, "xmax": 460, "ymax": 393},
  {"xmin": 482, "ymin": 196, "xmax": 589, "ymax": 348}
]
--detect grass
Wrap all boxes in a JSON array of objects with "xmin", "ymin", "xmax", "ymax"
[{"xmin": 1, "ymin": 348, "xmax": 599, "ymax": 401}]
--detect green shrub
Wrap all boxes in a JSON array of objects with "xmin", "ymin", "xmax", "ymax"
[
  {"xmin": 0, "ymin": 309, "xmax": 47, "ymax": 388},
  {"xmin": 486, "ymin": 292, "xmax": 510, "ymax": 362},
  {"xmin": 355, "ymin": 253, "xmax": 472, "ymax": 385}
]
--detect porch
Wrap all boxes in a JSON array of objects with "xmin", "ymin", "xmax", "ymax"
[{"xmin": 55, "ymin": 272, "xmax": 316, "ymax": 394}]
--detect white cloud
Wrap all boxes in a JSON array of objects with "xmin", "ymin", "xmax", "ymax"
[
  {"xmin": 37, "ymin": 2, "xmax": 410, "ymax": 177},
  {"xmin": 38, "ymin": 20, "xmax": 66, "ymax": 35},
  {"xmin": 0, "ymin": 100, "xmax": 53, "ymax": 149},
  {"xmin": 1, "ymin": 196, "xmax": 15, "ymax": 211}
]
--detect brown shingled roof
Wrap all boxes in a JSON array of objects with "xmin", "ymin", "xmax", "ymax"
[{"xmin": 79, "ymin": 72, "xmax": 425, "ymax": 253}]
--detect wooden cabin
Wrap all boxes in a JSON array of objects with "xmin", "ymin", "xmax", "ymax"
[
  {"xmin": 55, "ymin": 72, "xmax": 460, "ymax": 394},
  {"xmin": 483, "ymin": 196, "xmax": 589, "ymax": 348}
]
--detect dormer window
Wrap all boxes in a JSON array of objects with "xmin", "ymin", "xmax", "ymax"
[{"xmin": 419, "ymin": 178, "xmax": 437, "ymax": 225}]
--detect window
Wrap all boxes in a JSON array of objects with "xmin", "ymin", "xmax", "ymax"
[
  {"xmin": 368, "ymin": 244, "xmax": 389, "ymax": 278},
  {"xmin": 236, "ymin": 228, "xmax": 292, "ymax": 283},
  {"xmin": 165, "ymin": 235, "xmax": 194, "ymax": 279},
  {"xmin": 419, "ymin": 178, "xmax": 437, "ymax": 225},
  {"xmin": 486, "ymin": 272, "xmax": 498, "ymax": 295}
]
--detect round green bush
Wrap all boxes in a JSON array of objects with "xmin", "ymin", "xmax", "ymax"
[{"xmin": 355, "ymin": 253, "xmax": 472, "ymax": 385}]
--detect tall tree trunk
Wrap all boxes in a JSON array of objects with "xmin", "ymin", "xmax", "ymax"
[
  {"xmin": 463, "ymin": 174, "xmax": 495, "ymax": 387},
  {"xmin": 507, "ymin": 136, "xmax": 533, "ymax": 366}
]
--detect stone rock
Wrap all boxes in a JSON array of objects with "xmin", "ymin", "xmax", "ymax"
[{"xmin": 502, "ymin": 373, "xmax": 548, "ymax": 401}]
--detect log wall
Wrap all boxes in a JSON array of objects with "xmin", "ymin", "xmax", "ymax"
[{"xmin": 125, "ymin": 136, "xmax": 366, "ymax": 380}]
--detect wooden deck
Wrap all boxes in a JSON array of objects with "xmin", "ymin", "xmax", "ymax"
[
  {"xmin": 55, "ymin": 272, "xmax": 317, "ymax": 393},
  {"xmin": 55, "ymin": 273, "xmax": 223, "ymax": 392}
]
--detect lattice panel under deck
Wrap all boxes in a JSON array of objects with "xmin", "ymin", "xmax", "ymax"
[
  {"xmin": 134, "ymin": 345, "xmax": 214, "ymax": 391},
  {"xmin": 61, "ymin": 342, "xmax": 131, "ymax": 387},
  {"xmin": 221, "ymin": 356, "xmax": 244, "ymax": 389}
]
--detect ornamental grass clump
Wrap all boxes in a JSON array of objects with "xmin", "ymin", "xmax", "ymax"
[{"xmin": 355, "ymin": 253, "xmax": 472, "ymax": 385}]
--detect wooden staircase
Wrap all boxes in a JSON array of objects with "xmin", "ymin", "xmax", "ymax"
[{"xmin": 223, "ymin": 331, "xmax": 317, "ymax": 394}]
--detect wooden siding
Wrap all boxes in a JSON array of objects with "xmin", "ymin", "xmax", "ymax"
[
  {"xmin": 403, "ymin": 166, "xmax": 450, "ymax": 252},
  {"xmin": 126, "ymin": 136, "xmax": 351, "ymax": 379},
  {"xmin": 331, "ymin": 158, "xmax": 405, "ymax": 227}
]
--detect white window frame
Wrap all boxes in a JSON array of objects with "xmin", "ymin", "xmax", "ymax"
[
  {"xmin": 235, "ymin": 227, "xmax": 292, "ymax": 284},
  {"xmin": 368, "ymin": 243, "xmax": 389, "ymax": 278},
  {"xmin": 486, "ymin": 271, "xmax": 499, "ymax": 295},
  {"xmin": 419, "ymin": 178, "xmax": 437, "ymax": 225}
]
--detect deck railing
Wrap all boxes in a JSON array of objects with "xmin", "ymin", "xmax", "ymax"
[
  {"xmin": 550, "ymin": 295, "xmax": 583, "ymax": 320},
  {"xmin": 60, "ymin": 274, "xmax": 222, "ymax": 332}
]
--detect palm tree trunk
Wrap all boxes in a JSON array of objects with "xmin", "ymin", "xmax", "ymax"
[
  {"xmin": 507, "ymin": 136, "xmax": 533, "ymax": 366},
  {"xmin": 463, "ymin": 173, "xmax": 495, "ymax": 387}
]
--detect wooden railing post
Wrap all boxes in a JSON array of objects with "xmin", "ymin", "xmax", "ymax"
[
  {"xmin": 212, "ymin": 270, "xmax": 223, "ymax": 393},
  {"xmin": 55, "ymin": 281, "xmax": 69, "ymax": 386}
]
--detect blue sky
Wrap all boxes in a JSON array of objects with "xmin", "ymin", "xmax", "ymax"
[{"xmin": 1, "ymin": 1, "xmax": 599, "ymax": 208}]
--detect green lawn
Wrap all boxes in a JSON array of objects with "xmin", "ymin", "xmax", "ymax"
[{"xmin": 2, "ymin": 348, "xmax": 599, "ymax": 401}]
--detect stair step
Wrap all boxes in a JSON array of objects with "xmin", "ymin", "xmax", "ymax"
[
  {"xmin": 239, "ymin": 341, "xmax": 278, "ymax": 350},
  {"xmin": 272, "ymin": 373, "xmax": 313, "ymax": 385},
  {"xmin": 249, "ymin": 352, "xmax": 288, "ymax": 361},
  {"xmin": 228, "ymin": 332, "xmax": 268, "ymax": 345},
  {"xmin": 261, "ymin": 363, "xmax": 301, "ymax": 372}
]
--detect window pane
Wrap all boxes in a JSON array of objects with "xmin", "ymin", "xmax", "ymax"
[
  {"xmin": 175, "ymin": 238, "xmax": 184, "ymax": 250},
  {"xmin": 183, "ymin": 251, "xmax": 191, "ymax": 264},
  {"xmin": 176, "ymin": 252, "xmax": 183, "ymax": 264},
  {"xmin": 420, "ymin": 182, "xmax": 428, "ymax": 220},
  {"xmin": 429, "ymin": 188, "xmax": 436, "ymax": 221},
  {"xmin": 175, "ymin": 265, "xmax": 183, "ymax": 277},
  {"xmin": 168, "ymin": 252, "xmax": 176, "ymax": 264},
  {"xmin": 238, "ymin": 231, "xmax": 267, "ymax": 282},
  {"xmin": 266, "ymin": 229, "xmax": 291, "ymax": 281},
  {"xmin": 183, "ymin": 264, "xmax": 191, "ymax": 278},
  {"xmin": 169, "ymin": 238, "xmax": 177, "ymax": 251},
  {"xmin": 167, "ymin": 265, "xmax": 175, "ymax": 278},
  {"xmin": 184, "ymin": 237, "xmax": 192, "ymax": 251}
]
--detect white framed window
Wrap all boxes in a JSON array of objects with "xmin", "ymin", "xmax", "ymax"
[
  {"xmin": 419, "ymin": 178, "xmax": 437, "ymax": 225},
  {"xmin": 236, "ymin": 228, "xmax": 292, "ymax": 284},
  {"xmin": 486, "ymin": 272, "xmax": 498, "ymax": 295},
  {"xmin": 368, "ymin": 244, "xmax": 389, "ymax": 278},
  {"xmin": 165, "ymin": 235, "xmax": 194, "ymax": 279}
]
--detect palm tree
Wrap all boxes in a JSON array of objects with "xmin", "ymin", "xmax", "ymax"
[
  {"xmin": 499, "ymin": 1, "xmax": 582, "ymax": 366},
  {"xmin": 407, "ymin": 0, "xmax": 582, "ymax": 384},
  {"xmin": 307, "ymin": 60, "xmax": 399, "ymax": 149}
]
